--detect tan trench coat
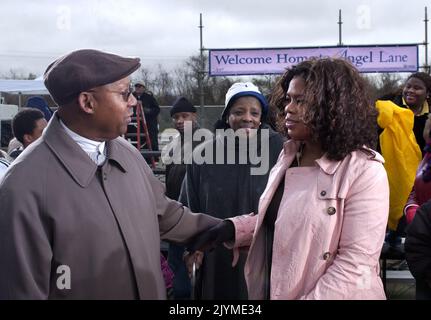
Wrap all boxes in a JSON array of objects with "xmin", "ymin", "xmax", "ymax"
[{"xmin": 0, "ymin": 114, "xmax": 220, "ymax": 299}]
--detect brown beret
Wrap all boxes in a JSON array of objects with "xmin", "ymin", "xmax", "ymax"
[{"xmin": 43, "ymin": 49, "xmax": 141, "ymax": 105}]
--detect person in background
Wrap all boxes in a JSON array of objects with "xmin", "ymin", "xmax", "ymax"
[
  {"xmin": 133, "ymin": 81, "xmax": 160, "ymax": 152},
  {"xmin": 189, "ymin": 58, "xmax": 389, "ymax": 300},
  {"xmin": 0, "ymin": 49, "xmax": 220, "ymax": 300},
  {"xmin": 0, "ymin": 150, "xmax": 10, "ymax": 181},
  {"xmin": 405, "ymin": 199, "xmax": 431, "ymax": 299},
  {"xmin": 182, "ymin": 82, "xmax": 285, "ymax": 299},
  {"xmin": 9, "ymin": 108, "xmax": 47, "ymax": 159},
  {"xmin": 164, "ymin": 96, "xmax": 211, "ymax": 299},
  {"xmin": 7, "ymin": 97, "xmax": 52, "ymax": 158},
  {"xmin": 404, "ymin": 113, "xmax": 431, "ymax": 225},
  {"xmin": 376, "ymin": 72, "xmax": 431, "ymax": 247},
  {"xmin": 165, "ymin": 97, "xmax": 204, "ymax": 201},
  {"xmin": 7, "ymin": 96, "xmax": 53, "ymax": 157}
]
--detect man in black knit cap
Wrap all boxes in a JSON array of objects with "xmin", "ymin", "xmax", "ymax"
[{"xmin": 165, "ymin": 96, "xmax": 211, "ymax": 299}]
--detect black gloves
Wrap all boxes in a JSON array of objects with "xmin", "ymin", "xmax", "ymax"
[{"xmin": 187, "ymin": 220, "xmax": 235, "ymax": 252}]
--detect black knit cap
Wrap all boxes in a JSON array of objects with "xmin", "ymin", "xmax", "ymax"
[
  {"xmin": 43, "ymin": 49, "xmax": 141, "ymax": 105},
  {"xmin": 170, "ymin": 97, "xmax": 197, "ymax": 117}
]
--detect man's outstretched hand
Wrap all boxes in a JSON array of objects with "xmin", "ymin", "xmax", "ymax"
[{"xmin": 187, "ymin": 220, "xmax": 235, "ymax": 252}]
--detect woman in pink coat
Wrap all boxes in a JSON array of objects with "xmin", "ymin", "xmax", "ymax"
[{"xmin": 189, "ymin": 58, "xmax": 389, "ymax": 300}]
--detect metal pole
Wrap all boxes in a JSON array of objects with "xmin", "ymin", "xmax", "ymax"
[
  {"xmin": 338, "ymin": 9, "xmax": 343, "ymax": 46},
  {"xmin": 426, "ymin": 7, "xmax": 429, "ymax": 72},
  {"xmin": 198, "ymin": 13, "xmax": 205, "ymax": 124}
]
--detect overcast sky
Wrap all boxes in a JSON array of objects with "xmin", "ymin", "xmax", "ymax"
[{"xmin": 1, "ymin": 0, "xmax": 430, "ymax": 78}]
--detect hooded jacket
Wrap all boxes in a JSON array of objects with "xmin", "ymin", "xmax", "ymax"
[{"xmin": 376, "ymin": 100, "xmax": 422, "ymax": 230}]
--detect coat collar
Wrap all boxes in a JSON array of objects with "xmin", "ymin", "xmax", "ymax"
[
  {"xmin": 283, "ymin": 140, "xmax": 384, "ymax": 175},
  {"xmin": 315, "ymin": 147, "xmax": 384, "ymax": 175},
  {"xmin": 43, "ymin": 113, "xmax": 128, "ymax": 187},
  {"xmin": 283, "ymin": 139, "xmax": 343, "ymax": 175},
  {"xmin": 315, "ymin": 155, "xmax": 342, "ymax": 175}
]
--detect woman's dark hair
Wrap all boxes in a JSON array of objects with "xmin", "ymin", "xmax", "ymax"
[{"xmin": 270, "ymin": 58, "xmax": 378, "ymax": 161}]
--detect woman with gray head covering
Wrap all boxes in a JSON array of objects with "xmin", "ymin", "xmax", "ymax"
[{"xmin": 180, "ymin": 82, "xmax": 284, "ymax": 299}]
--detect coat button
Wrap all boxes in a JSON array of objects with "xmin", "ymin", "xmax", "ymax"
[
  {"xmin": 323, "ymin": 252, "xmax": 331, "ymax": 260},
  {"xmin": 103, "ymin": 173, "xmax": 107, "ymax": 180},
  {"xmin": 320, "ymin": 190, "xmax": 326, "ymax": 196},
  {"xmin": 327, "ymin": 207, "xmax": 336, "ymax": 215}
]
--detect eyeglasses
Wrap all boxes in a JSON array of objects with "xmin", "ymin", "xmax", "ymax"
[{"xmin": 88, "ymin": 84, "xmax": 134, "ymax": 102}]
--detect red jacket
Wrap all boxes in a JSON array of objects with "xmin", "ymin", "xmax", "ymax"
[{"xmin": 404, "ymin": 149, "xmax": 431, "ymax": 224}]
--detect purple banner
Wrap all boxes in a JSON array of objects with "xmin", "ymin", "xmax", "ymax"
[{"xmin": 209, "ymin": 45, "xmax": 418, "ymax": 76}]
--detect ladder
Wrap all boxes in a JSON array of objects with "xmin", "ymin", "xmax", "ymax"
[{"xmin": 126, "ymin": 101, "xmax": 156, "ymax": 168}]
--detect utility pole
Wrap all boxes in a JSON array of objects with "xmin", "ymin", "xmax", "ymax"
[
  {"xmin": 424, "ymin": 7, "xmax": 430, "ymax": 74},
  {"xmin": 338, "ymin": 9, "xmax": 343, "ymax": 46},
  {"xmin": 198, "ymin": 13, "xmax": 205, "ymax": 123}
]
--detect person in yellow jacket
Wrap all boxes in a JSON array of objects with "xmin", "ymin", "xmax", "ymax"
[{"xmin": 376, "ymin": 72, "xmax": 431, "ymax": 247}]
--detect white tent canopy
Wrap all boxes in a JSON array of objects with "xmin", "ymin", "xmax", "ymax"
[{"xmin": 0, "ymin": 79, "xmax": 48, "ymax": 95}]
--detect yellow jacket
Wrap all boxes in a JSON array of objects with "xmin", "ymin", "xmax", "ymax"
[{"xmin": 376, "ymin": 100, "xmax": 422, "ymax": 230}]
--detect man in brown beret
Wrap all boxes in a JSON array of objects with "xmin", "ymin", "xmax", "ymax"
[{"xmin": 0, "ymin": 49, "xmax": 220, "ymax": 300}]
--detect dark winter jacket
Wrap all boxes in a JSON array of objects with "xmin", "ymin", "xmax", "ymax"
[
  {"xmin": 179, "ymin": 124, "xmax": 285, "ymax": 299},
  {"xmin": 405, "ymin": 199, "xmax": 431, "ymax": 299},
  {"xmin": 134, "ymin": 92, "xmax": 160, "ymax": 150}
]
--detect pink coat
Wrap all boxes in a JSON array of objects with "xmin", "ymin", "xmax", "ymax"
[{"xmin": 230, "ymin": 140, "xmax": 389, "ymax": 300}]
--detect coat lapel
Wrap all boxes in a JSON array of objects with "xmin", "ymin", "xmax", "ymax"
[
  {"xmin": 244, "ymin": 139, "xmax": 300, "ymax": 299},
  {"xmin": 254, "ymin": 140, "xmax": 299, "ymax": 233},
  {"xmin": 43, "ymin": 113, "xmax": 98, "ymax": 187}
]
